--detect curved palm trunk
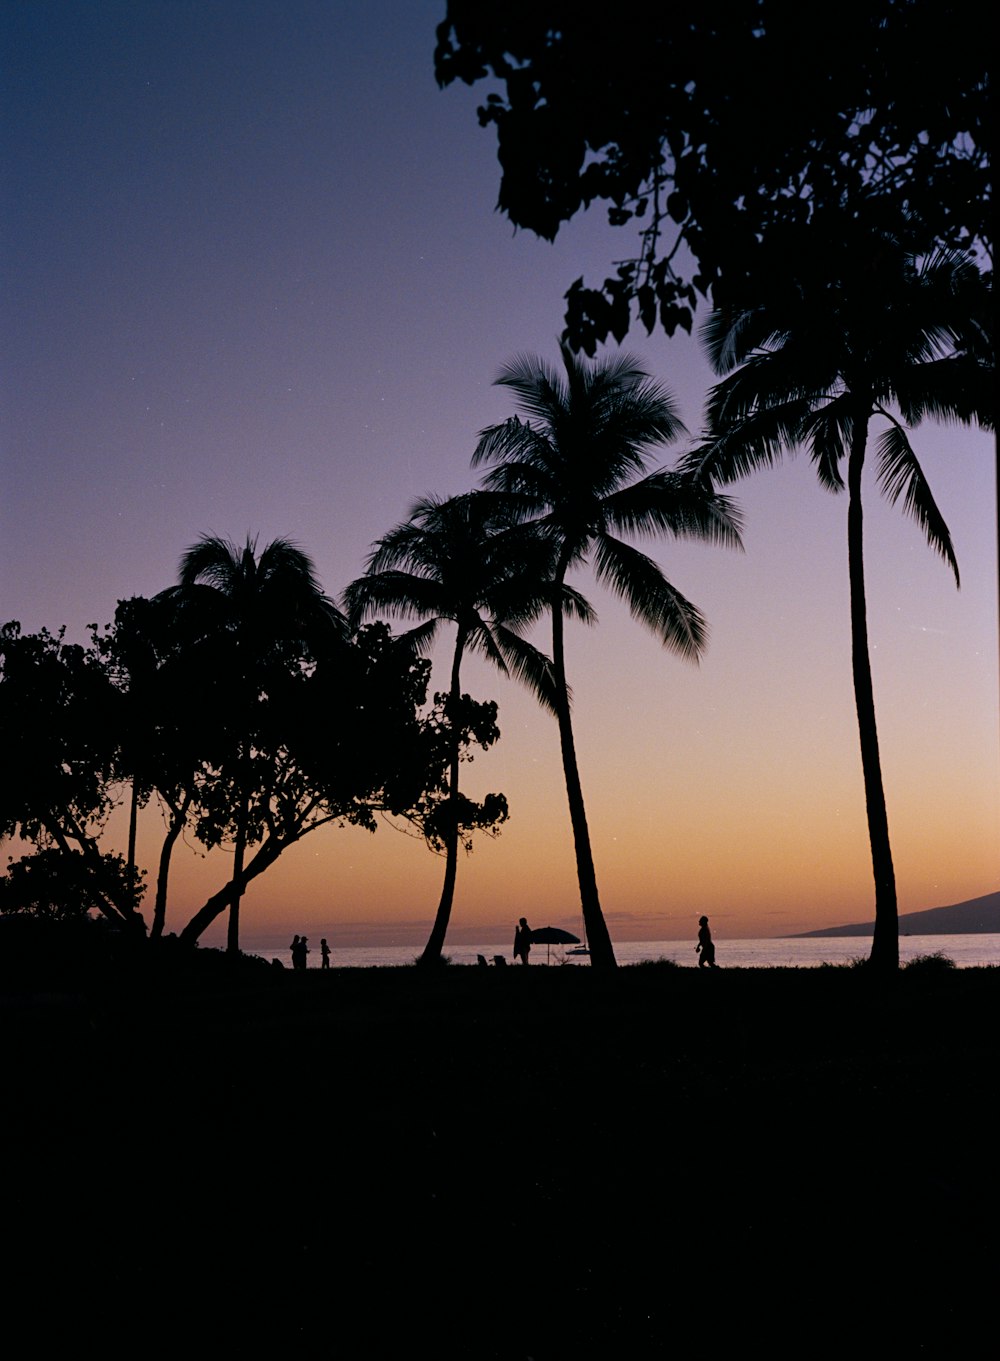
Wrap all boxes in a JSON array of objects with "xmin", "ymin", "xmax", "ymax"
[
  {"xmin": 847, "ymin": 414, "xmax": 899, "ymax": 971},
  {"xmin": 551, "ymin": 564, "xmax": 617, "ymax": 970},
  {"xmin": 417, "ymin": 628, "xmax": 467, "ymax": 967}
]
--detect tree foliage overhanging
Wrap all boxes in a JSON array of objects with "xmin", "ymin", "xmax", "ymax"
[{"xmin": 436, "ymin": 0, "xmax": 991, "ymax": 351}]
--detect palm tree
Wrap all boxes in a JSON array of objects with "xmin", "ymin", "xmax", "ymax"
[
  {"xmin": 473, "ymin": 342, "xmax": 743, "ymax": 969},
  {"xmin": 158, "ymin": 536, "xmax": 346, "ymax": 952},
  {"xmin": 344, "ymin": 492, "xmax": 565, "ymax": 967},
  {"xmin": 684, "ymin": 227, "xmax": 991, "ymax": 970}
]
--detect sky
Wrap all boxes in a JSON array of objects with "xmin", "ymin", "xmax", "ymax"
[{"xmin": 3, "ymin": 1, "xmax": 996, "ymax": 948}]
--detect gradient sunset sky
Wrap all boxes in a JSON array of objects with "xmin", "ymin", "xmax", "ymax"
[{"xmin": 3, "ymin": 1, "xmax": 996, "ymax": 946}]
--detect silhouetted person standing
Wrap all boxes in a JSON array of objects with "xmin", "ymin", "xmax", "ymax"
[
  {"xmin": 696, "ymin": 915, "xmax": 718, "ymax": 968},
  {"xmin": 513, "ymin": 917, "xmax": 532, "ymax": 965},
  {"xmin": 320, "ymin": 938, "xmax": 331, "ymax": 969},
  {"xmin": 291, "ymin": 935, "xmax": 309, "ymax": 970}
]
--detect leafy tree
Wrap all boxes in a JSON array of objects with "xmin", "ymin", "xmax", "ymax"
[
  {"xmin": 0, "ymin": 847, "xmax": 141, "ymax": 921},
  {"xmin": 0, "ymin": 621, "xmax": 146, "ymax": 933},
  {"xmin": 473, "ymin": 344, "xmax": 742, "ymax": 967},
  {"xmin": 174, "ymin": 622, "xmax": 495, "ymax": 947},
  {"xmin": 345, "ymin": 492, "xmax": 558, "ymax": 966},
  {"xmin": 109, "ymin": 595, "xmax": 231, "ymax": 939},
  {"xmin": 683, "ymin": 226, "xmax": 992, "ymax": 969},
  {"xmin": 436, "ymin": 1, "xmax": 990, "ymax": 350},
  {"xmin": 1, "ymin": 609, "xmax": 488, "ymax": 950},
  {"xmin": 156, "ymin": 537, "xmax": 347, "ymax": 952}
]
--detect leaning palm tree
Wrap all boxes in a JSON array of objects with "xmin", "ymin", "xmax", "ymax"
[
  {"xmin": 684, "ymin": 226, "xmax": 992, "ymax": 970},
  {"xmin": 474, "ymin": 343, "xmax": 743, "ymax": 969},
  {"xmin": 158, "ymin": 536, "xmax": 346, "ymax": 952},
  {"xmin": 344, "ymin": 492, "xmax": 569, "ymax": 967}
]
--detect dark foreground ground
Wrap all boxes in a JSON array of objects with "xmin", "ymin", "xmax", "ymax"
[{"xmin": 2, "ymin": 939, "xmax": 996, "ymax": 1357}]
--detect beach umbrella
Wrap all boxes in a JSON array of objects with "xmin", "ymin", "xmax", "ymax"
[{"xmin": 530, "ymin": 925, "xmax": 581, "ymax": 964}]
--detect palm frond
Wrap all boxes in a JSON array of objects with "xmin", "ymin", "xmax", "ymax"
[
  {"xmin": 874, "ymin": 423, "xmax": 960, "ymax": 585},
  {"xmin": 801, "ymin": 397, "xmax": 852, "ymax": 491},
  {"xmin": 558, "ymin": 583, "xmax": 598, "ymax": 626},
  {"xmin": 682, "ymin": 396, "xmax": 811, "ymax": 484},
  {"xmin": 492, "ymin": 626, "xmax": 560, "ymax": 715},
  {"xmin": 604, "ymin": 470, "xmax": 744, "ymax": 549},
  {"xmin": 343, "ymin": 571, "xmax": 447, "ymax": 627},
  {"xmin": 591, "ymin": 534, "xmax": 707, "ymax": 660},
  {"xmin": 392, "ymin": 618, "xmax": 442, "ymax": 656},
  {"xmin": 178, "ymin": 535, "xmax": 246, "ymax": 591},
  {"xmin": 890, "ymin": 354, "xmax": 995, "ymax": 431}
]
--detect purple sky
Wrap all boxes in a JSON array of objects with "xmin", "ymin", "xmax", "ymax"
[{"xmin": 3, "ymin": 2, "xmax": 996, "ymax": 945}]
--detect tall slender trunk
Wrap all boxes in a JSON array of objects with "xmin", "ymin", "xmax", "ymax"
[
  {"xmin": 179, "ymin": 835, "xmax": 284, "ymax": 945},
  {"xmin": 847, "ymin": 410, "xmax": 899, "ymax": 971},
  {"xmin": 127, "ymin": 779, "xmax": 140, "ymax": 908},
  {"xmin": 150, "ymin": 788, "xmax": 192, "ymax": 939},
  {"xmin": 417, "ymin": 628, "xmax": 467, "ymax": 967},
  {"xmin": 227, "ymin": 707, "xmax": 251, "ymax": 953},
  {"xmin": 551, "ymin": 562, "xmax": 617, "ymax": 970},
  {"xmin": 228, "ymin": 791, "xmax": 248, "ymax": 954}
]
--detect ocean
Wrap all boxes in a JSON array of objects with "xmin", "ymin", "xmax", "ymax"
[{"xmin": 240, "ymin": 933, "xmax": 1000, "ymax": 970}]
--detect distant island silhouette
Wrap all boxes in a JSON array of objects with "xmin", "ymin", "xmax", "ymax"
[{"xmin": 789, "ymin": 890, "xmax": 1000, "ymax": 938}]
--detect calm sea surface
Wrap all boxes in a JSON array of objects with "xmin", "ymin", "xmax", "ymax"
[{"xmin": 241, "ymin": 934, "xmax": 1000, "ymax": 970}]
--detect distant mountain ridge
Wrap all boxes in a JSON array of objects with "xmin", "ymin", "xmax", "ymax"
[{"xmin": 791, "ymin": 890, "xmax": 1000, "ymax": 938}]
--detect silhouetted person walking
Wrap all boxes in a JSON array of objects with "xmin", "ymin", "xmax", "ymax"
[
  {"xmin": 320, "ymin": 938, "xmax": 331, "ymax": 969},
  {"xmin": 513, "ymin": 917, "xmax": 532, "ymax": 965},
  {"xmin": 696, "ymin": 915, "xmax": 718, "ymax": 968}
]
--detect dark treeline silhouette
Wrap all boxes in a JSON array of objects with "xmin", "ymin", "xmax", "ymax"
[
  {"xmin": 2, "ymin": 409, "xmax": 740, "ymax": 965},
  {"xmin": 0, "ymin": 539, "xmax": 510, "ymax": 950}
]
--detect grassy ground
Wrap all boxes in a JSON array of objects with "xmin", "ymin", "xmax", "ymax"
[{"xmin": 3, "ymin": 945, "xmax": 996, "ymax": 1356}]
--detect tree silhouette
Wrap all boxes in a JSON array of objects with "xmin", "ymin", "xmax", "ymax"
[
  {"xmin": 684, "ymin": 227, "xmax": 992, "ymax": 970},
  {"xmin": 345, "ymin": 492, "xmax": 561, "ymax": 966},
  {"xmin": 0, "ymin": 622, "xmax": 146, "ymax": 933},
  {"xmin": 474, "ymin": 343, "xmax": 742, "ymax": 968},
  {"xmin": 109, "ymin": 595, "xmax": 234, "ymax": 938},
  {"xmin": 436, "ymin": 1, "xmax": 989, "ymax": 350},
  {"xmin": 157, "ymin": 537, "xmax": 346, "ymax": 952}
]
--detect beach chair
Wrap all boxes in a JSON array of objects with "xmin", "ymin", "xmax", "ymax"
[{"xmin": 492, "ymin": 955, "xmax": 507, "ymax": 967}]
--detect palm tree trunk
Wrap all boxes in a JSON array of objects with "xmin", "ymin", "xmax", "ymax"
[
  {"xmin": 847, "ymin": 415, "xmax": 899, "ymax": 971},
  {"xmin": 551, "ymin": 568, "xmax": 617, "ymax": 970},
  {"xmin": 417, "ymin": 629, "xmax": 467, "ymax": 967}
]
